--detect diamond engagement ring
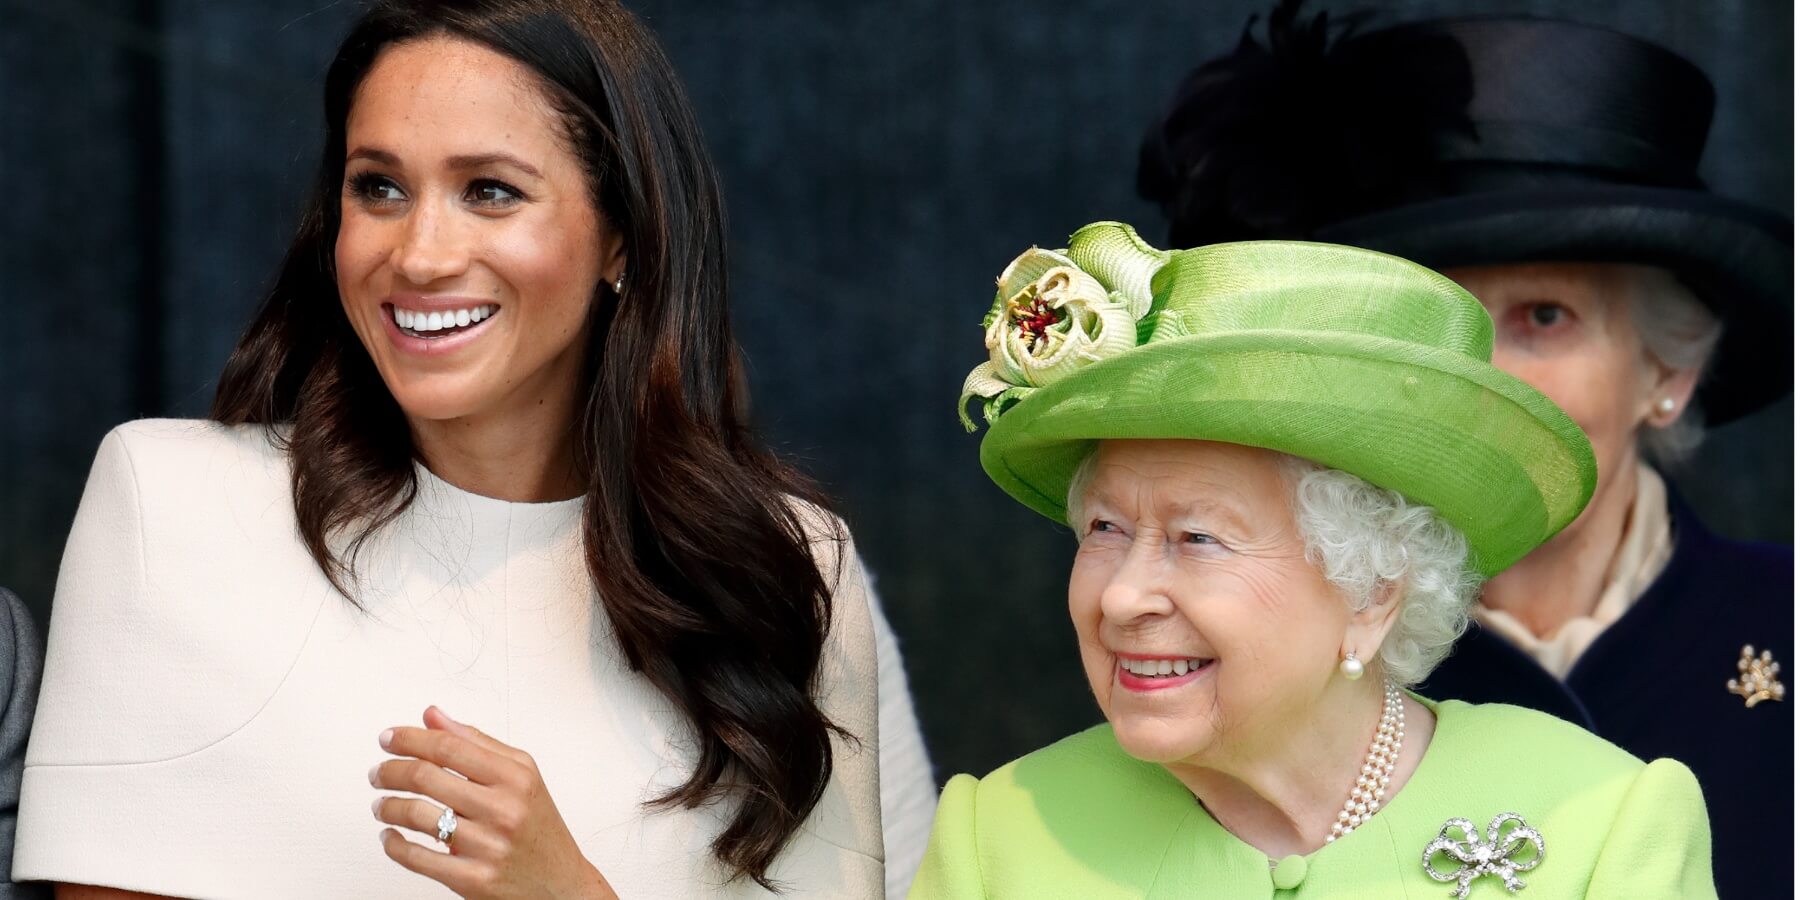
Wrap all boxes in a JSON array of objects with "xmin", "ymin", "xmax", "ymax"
[{"xmin": 436, "ymin": 807, "xmax": 458, "ymax": 845}]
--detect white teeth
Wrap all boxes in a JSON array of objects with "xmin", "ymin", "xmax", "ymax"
[
  {"xmin": 1121, "ymin": 657, "xmax": 1208, "ymax": 678},
  {"xmin": 394, "ymin": 304, "xmax": 498, "ymax": 333}
]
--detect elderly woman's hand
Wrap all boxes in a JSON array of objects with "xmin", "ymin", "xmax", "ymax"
[{"xmin": 371, "ymin": 706, "xmax": 618, "ymax": 900}]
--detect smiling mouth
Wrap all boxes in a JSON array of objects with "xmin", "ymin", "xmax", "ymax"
[
  {"xmin": 389, "ymin": 303, "xmax": 499, "ymax": 339},
  {"xmin": 1119, "ymin": 657, "xmax": 1213, "ymax": 679}
]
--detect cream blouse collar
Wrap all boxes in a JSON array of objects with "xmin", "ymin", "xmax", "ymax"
[{"xmin": 1473, "ymin": 463, "xmax": 1674, "ymax": 679}]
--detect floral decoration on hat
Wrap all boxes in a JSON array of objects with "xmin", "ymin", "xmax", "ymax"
[{"xmin": 958, "ymin": 223, "xmax": 1168, "ymax": 430}]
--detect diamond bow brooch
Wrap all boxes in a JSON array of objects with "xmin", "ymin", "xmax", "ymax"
[{"xmin": 1422, "ymin": 812, "xmax": 1546, "ymax": 898}]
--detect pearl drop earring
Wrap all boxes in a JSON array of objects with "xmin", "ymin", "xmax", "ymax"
[
  {"xmin": 1340, "ymin": 651, "xmax": 1365, "ymax": 681},
  {"xmin": 613, "ymin": 270, "xmax": 627, "ymax": 294}
]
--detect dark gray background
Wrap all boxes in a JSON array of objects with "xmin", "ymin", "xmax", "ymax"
[{"xmin": 2, "ymin": 0, "xmax": 1791, "ymax": 782}]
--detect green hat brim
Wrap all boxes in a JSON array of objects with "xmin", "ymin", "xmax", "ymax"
[{"xmin": 980, "ymin": 330, "xmax": 1597, "ymax": 577}]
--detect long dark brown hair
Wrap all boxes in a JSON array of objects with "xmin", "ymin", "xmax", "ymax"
[{"xmin": 212, "ymin": 0, "xmax": 844, "ymax": 886}]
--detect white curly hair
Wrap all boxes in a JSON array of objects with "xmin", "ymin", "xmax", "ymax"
[{"xmin": 1066, "ymin": 448, "xmax": 1484, "ymax": 687}]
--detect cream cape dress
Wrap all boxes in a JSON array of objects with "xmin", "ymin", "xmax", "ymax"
[{"xmin": 16, "ymin": 419, "xmax": 884, "ymax": 898}]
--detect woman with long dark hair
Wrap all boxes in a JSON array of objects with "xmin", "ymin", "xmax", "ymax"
[{"xmin": 16, "ymin": 2, "xmax": 904, "ymax": 896}]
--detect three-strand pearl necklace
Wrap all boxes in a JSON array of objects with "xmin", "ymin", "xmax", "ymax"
[{"xmin": 1326, "ymin": 680, "xmax": 1404, "ymax": 843}]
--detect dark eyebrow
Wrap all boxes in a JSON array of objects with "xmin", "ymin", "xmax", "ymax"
[
  {"xmin": 345, "ymin": 146, "xmax": 399, "ymax": 167},
  {"xmin": 447, "ymin": 153, "xmax": 543, "ymax": 178},
  {"xmin": 343, "ymin": 147, "xmax": 543, "ymax": 179}
]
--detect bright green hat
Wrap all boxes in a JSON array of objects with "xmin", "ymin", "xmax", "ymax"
[{"xmin": 957, "ymin": 222, "xmax": 1596, "ymax": 577}]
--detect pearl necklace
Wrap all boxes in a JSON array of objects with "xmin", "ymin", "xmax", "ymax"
[{"xmin": 1326, "ymin": 680, "xmax": 1404, "ymax": 843}]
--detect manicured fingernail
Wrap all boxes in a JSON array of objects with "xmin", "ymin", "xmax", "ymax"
[
  {"xmin": 371, "ymin": 796, "xmax": 383, "ymax": 818},
  {"xmin": 368, "ymin": 764, "xmax": 381, "ymax": 787},
  {"xmin": 379, "ymin": 728, "xmax": 393, "ymax": 748},
  {"xmin": 378, "ymin": 828, "xmax": 391, "ymax": 848}
]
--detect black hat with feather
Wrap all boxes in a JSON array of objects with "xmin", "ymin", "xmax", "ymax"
[{"xmin": 1138, "ymin": 0, "xmax": 1792, "ymax": 425}]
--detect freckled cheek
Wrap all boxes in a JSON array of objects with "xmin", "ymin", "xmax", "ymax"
[
  {"xmin": 333, "ymin": 218, "xmax": 394, "ymax": 298},
  {"xmin": 331, "ymin": 225, "xmax": 391, "ymax": 350},
  {"xmin": 485, "ymin": 228, "xmax": 601, "ymax": 326}
]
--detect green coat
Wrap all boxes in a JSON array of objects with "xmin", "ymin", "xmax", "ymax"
[{"xmin": 910, "ymin": 699, "xmax": 1714, "ymax": 899}]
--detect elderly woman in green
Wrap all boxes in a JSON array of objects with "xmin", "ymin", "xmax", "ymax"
[{"xmin": 917, "ymin": 224, "xmax": 1715, "ymax": 898}]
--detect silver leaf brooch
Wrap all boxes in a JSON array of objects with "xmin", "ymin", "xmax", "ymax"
[{"xmin": 1421, "ymin": 812, "xmax": 1546, "ymax": 898}]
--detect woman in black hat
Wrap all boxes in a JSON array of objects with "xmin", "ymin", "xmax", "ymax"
[{"xmin": 1137, "ymin": 4, "xmax": 1792, "ymax": 898}]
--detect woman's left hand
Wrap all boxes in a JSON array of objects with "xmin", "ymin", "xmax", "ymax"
[{"xmin": 371, "ymin": 706, "xmax": 618, "ymax": 899}]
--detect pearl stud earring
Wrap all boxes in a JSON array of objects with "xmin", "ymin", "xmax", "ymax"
[
  {"xmin": 1340, "ymin": 651, "xmax": 1365, "ymax": 681},
  {"xmin": 1657, "ymin": 397, "xmax": 1676, "ymax": 415}
]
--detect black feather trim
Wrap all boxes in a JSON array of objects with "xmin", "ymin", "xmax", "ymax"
[{"xmin": 1138, "ymin": 0, "xmax": 1475, "ymax": 248}]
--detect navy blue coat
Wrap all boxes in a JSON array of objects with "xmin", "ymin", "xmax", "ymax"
[{"xmin": 1420, "ymin": 491, "xmax": 1793, "ymax": 900}]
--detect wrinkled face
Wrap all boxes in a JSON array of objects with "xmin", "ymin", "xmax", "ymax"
[
  {"xmin": 1444, "ymin": 262, "xmax": 1662, "ymax": 501},
  {"xmin": 335, "ymin": 36, "xmax": 617, "ymax": 424},
  {"xmin": 1068, "ymin": 440, "xmax": 1353, "ymax": 766}
]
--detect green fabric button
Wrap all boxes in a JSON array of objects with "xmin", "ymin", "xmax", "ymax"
[{"xmin": 1271, "ymin": 854, "xmax": 1307, "ymax": 890}]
